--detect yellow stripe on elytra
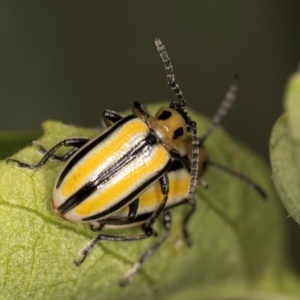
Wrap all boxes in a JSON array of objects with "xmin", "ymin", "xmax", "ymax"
[
  {"xmin": 140, "ymin": 173, "xmax": 190, "ymax": 208},
  {"xmin": 74, "ymin": 146, "xmax": 169, "ymax": 217},
  {"xmin": 114, "ymin": 171, "xmax": 190, "ymax": 217},
  {"xmin": 61, "ymin": 119, "xmax": 148, "ymax": 198}
]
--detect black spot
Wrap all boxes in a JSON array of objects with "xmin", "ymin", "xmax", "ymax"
[
  {"xmin": 157, "ymin": 110, "xmax": 172, "ymax": 120},
  {"xmin": 173, "ymin": 127, "xmax": 184, "ymax": 139}
]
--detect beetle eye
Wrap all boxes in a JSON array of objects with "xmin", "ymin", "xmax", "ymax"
[
  {"xmin": 173, "ymin": 127, "xmax": 184, "ymax": 140},
  {"xmin": 157, "ymin": 110, "xmax": 172, "ymax": 120}
]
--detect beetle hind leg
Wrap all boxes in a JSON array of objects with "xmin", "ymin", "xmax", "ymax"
[
  {"xmin": 74, "ymin": 224, "xmax": 157, "ymax": 267},
  {"xmin": 132, "ymin": 101, "xmax": 148, "ymax": 121},
  {"xmin": 119, "ymin": 211, "xmax": 172, "ymax": 286}
]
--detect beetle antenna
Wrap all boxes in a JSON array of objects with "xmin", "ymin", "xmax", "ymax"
[
  {"xmin": 155, "ymin": 39, "xmax": 200, "ymax": 205},
  {"xmin": 187, "ymin": 122, "xmax": 199, "ymax": 203},
  {"xmin": 199, "ymin": 74, "xmax": 239, "ymax": 146},
  {"xmin": 207, "ymin": 160, "xmax": 267, "ymax": 199},
  {"xmin": 155, "ymin": 38, "xmax": 186, "ymax": 107}
]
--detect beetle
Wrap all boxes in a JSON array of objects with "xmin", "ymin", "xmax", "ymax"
[
  {"xmin": 22, "ymin": 70, "xmax": 266, "ymax": 287},
  {"xmin": 6, "ymin": 38, "xmax": 199, "ymax": 275},
  {"xmin": 7, "ymin": 39, "xmax": 199, "ymax": 230},
  {"xmin": 73, "ymin": 125, "xmax": 266, "ymax": 286},
  {"xmin": 7, "ymin": 38, "xmax": 266, "ymax": 286},
  {"xmin": 79, "ymin": 78, "xmax": 267, "ymax": 286}
]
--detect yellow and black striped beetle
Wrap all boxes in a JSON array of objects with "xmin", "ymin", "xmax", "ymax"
[
  {"xmin": 7, "ymin": 39, "xmax": 266, "ymax": 286},
  {"xmin": 8, "ymin": 39, "xmax": 199, "ymax": 227},
  {"xmin": 7, "ymin": 39, "xmax": 200, "ymax": 280},
  {"xmin": 88, "ymin": 79, "xmax": 267, "ymax": 285}
]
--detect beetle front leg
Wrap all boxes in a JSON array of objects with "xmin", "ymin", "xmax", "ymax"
[
  {"xmin": 169, "ymin": 148, "xmax": 182, "ymax": 160},
  {"xmin": 133, "ymin": 101, "xmax": 148, "ymax": 121},
  {"xmin": 6, "ymin": 137, "xmax": 90, "ymax": 169}
]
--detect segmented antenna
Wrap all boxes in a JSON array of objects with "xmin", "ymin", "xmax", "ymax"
[
  {"xmin": 207, "ymin": 161, "xmax": 267, "ymax": 199},
  {"xmin": 187, "ymin": 122, "xmax": 199, "ymax": 203},
  {"xmin": 199, "ymin": 74, "xmax": 239, "ymax": 146},
  {"xmin": 155, "ymin": 38, "xmax": 199, "ymax": 204},
  {"xmin": 155, "ymin": 38, "xmax": 186, "ymax": 107},
  {"xmin": 155, "ymin": 39, "xmax": 199, "ymax": 205}
]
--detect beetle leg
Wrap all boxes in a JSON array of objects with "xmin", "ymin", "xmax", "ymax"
[
  {"xmin": 181, "ymin": 199, "xmax": 196, "ymax": 247},
  {"xmin": 6, "ymin": 137, "xmax": 90, "ymax": 169},
  {"xmin": 143, "ymin": 173, "xmax": 169, "ymax": 230},
  {"xmin": 119, "ymin": 211, "xmax": 172, "ymax": 286},
  {"xmin": 102, "ymin": 110, "xmax": 123, "ymax": 127},
  {"xmin": 30, "ymin": 140, "xmax": 88, "ymax": 161},
  {"xmin": 133, "ymin": 101, "xmax": 148, "ymax": 121},
  {"xmin": 155, "ymin": 39, "xmax": 185, "ymax": 107},
  {"xmin": 207, "ymin": 160, "xmax": 267, "ymax": 199},
  {"xmin": 128, "ymin": 199, "xmax": 140, "ymax": 221},
  {"xmin": 90, "ymin": 220, "xmax": 106, "ymax": 232},
  {"xmin": 74, "ymin": 225, "xmax": 156, "ymax": 267},
  {"xmin": 199, "ymin": 74, "xmax": 239, "ymax": 146},
  {"xmin": 169, "ymin": 148, "xmax": 182, "ymax": 160}
]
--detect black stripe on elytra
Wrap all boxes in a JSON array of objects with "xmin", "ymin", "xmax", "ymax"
[
  {"xmin": 56, "ymin": 115, "xmax": 137, "ymax": 189},
  {"xmin": 104, "ymin": 197, "xmax": 189, "ymax": 226},
  {"xmin": 104, "ymin": 211, "xmax": 154, "ymax": 226},
  {"xmin": 102, "ymin": 163, "xmax": 189, "ymax": 225},
  {"xmin": 82, "ymin": 157, "xmax": 172, "ymax": 221},
  {"xmin": 58, "ymin": 132, "xmax": 161, "ymax": 215}
]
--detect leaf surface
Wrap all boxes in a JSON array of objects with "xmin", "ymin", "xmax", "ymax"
[{"xmin": 0, "ymin": 105, "xmax": 298, "ymax": 299}]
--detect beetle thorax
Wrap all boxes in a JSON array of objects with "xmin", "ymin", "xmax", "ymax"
[{"xmin": 146, "ymin": 107, "xmax": 187, "ymax": 151}]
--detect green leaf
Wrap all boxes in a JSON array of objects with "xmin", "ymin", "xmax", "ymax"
[
  {"xmin": 0, "ymin": 131, "xmax": 40, "ymax": 160},
  {"xmin": 270, "ymin": 72, "xmax": 300, "ymax": 224},
  {"xmin": 284, "ymin": 72, "xmax": 300, "ymax": 142},
  {"xmin": 0, "ymin": 104, "xmax": 298, "ymax": 299}
]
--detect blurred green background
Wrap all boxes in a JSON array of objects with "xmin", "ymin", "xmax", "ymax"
[{"xmin": 1, "ymin": 0, "xmax": 300, "ymax": 275}]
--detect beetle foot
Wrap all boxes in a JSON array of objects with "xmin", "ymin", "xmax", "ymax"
[{"xmin": 6, "ymin": 158, "xmax": 37, "ymax": 169}]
